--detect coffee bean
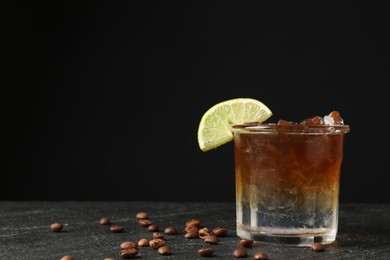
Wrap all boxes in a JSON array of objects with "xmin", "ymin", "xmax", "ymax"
[
  {"xmin": 213, "ymin": 227, "xmax": 229, "ymax": 237},
  {"xmin": 104, "ymin": 258, "xmax": 115, "ymax": 260},
  {"xmin": 138, "ymin": 238, "xmax": 149, "ymax": 247},
  {"xmin": 232, "ymin": 247, "xmax": 248, "ymax": 258},
  {"xmin": 254, "ymin": 251, "xmax": 268, "ymax": 260},
  {"xmin": 99, "ymin": 217, "xmax": 110, "ymax": 225},
  {"xmin": 198, "ymin": 227, "xmax": 210, "ymax": 239},
  {"xmin": 153, "ymin": 232, "xmax": 165, "ymax": 239},
  {"xmin": 139, "ymin": 219, "xmax": 153, "ymax": 227},
  {"xmin": 185, "ymin": 229, "xmax": 198, "ymax": 239},
  {"xmin": 204, "ymin": 234, "xmax": 218, "ymax": 244},
  {"xmin": 149, "ymin": 238, "xmax": 166, "ymax": 249},
  {"xmin": 157, "ymin": 245, "xmax": 171, "ymax": 255},
  {"xmin": 311, "ymin": 242, "xmax": 325, "ymax": 252},
  {"xmin": 60, "ymin": 256, "xmax": 75, "ymax": 260},
  {"xmin": 120, "ymin": 241, "xmax": 137, "ymax": 249},
  {"xmin": 186, "ymin": 219, "xmax": 201, "ymax": 227},
  {"xmin": 164, "ymin": 226, "xmax": 178, "ymax": 235},
  {"xmin": 148, "ymin": 224, "xmax": 159, "ymax": 232},
  {"xmin": 119, "ymin": 248, "xmax": 138, "ymax": 259},
  {"xmin": 185, "ymin": 225, "xmax": 199, "ymax": 232},
  {"xmin": 136, "ymin": 212, "xmax": 149, "ymax": 220},
  {"xmin": 51, "ymin": 223, "xmax": 63, "ymax": 232},
  {"xmin": 197, "ymin": 247, "xmax": 214, "ymax": 257},
  {"xmin": 240, "ymin": 239, "xmax": 254, "ymax": 248},
  {"xmin": 110, "ymin": 225, "xmax": 125, "ymax": 233}
]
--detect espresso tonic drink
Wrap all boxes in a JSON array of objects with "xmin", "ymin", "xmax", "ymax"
[{"xmin": 232, "ymin": 112, "xmax": 350, "ymax": 246}]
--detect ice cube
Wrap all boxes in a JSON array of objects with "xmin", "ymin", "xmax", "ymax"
[
  {"xmin": 300, "ymin": 116, "xmax": 324, "ymax": 126},
  {"xmin": 277, "ymin": 119, "xmax": 296, "ymax": 125},
  {"xmin": 323, "ymin": 111, "xmax": 344, "ymax": 125}
]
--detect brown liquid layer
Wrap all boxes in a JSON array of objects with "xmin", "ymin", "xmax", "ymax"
[
  {"xmin": 234, "ymin": 132, "xmax": 344, "ymax": 208},
  {"xmin": 235, "ymin": 133, "xmax": 343, "ymax": 185}
]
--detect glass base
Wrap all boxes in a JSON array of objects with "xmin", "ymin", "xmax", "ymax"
[{"xmin": 237, "ymin": 227, "xmax": 336, "ymax": 247}]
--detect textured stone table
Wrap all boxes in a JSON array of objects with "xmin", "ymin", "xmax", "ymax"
[{"xmin": 0, "ymin": 202, "xmax": 389, "ymax": 259}]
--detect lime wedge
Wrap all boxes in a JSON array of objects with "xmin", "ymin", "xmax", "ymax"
[{"xmin": 197, "ymin": 98, "xmax": 272, "ymax": 152}]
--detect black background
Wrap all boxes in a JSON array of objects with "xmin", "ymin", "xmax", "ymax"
[{"xmin": 2, "ymin": 1, "xmax": 389, "ymax": 203}]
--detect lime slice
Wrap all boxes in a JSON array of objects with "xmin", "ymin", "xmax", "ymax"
[{"xmin": 197, "ymin": 98, "xmax": 272, "ymax": 152}]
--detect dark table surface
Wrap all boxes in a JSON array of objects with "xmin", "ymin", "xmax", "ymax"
[{"xmin": 0, "ymin": 201, "xmax": 389, "ymax": 260}]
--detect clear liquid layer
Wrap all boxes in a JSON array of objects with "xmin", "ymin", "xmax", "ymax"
[{"xmin": 236, "ymin": 200, "xmax": 338, "ymax": 246}]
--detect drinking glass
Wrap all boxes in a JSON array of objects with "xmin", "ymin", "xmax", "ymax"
[{"xmin": 232, "ymin": 123, "xmax": 350, "ymax": 246}]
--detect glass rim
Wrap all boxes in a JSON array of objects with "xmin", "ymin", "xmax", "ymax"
[{"xmin": 231, "ymin": 123, "xmax": 350, "ymax": 134}]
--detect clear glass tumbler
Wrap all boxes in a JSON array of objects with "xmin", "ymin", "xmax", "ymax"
[{"xmin": 232, "ymin": 123, "xmax": 350, "ymax": 246}]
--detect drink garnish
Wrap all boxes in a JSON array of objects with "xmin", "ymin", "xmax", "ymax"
[{"xmin": 197, "ymin": 98, "xmax": 272, "ymax": 151}]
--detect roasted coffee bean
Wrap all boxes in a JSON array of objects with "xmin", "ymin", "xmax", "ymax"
[
  {"xmin": 119, "ymin": 248, "xmax": 138, "ymax": 259},
  {"xmin": 51, "ymin": 223, "xmax": 64, "ymax": 232},
  {"xmin": 164, "ymin": 226, "xmax": 178, "ymax": 235},
  {"xmin": 204, "ymin": 234, "xmax": 218, "ymax": 244},
  {"xmin": 153, "ymin": 232, "xmax": 165, "ymax": 239},
  {"xmin": 157, "ymin": 245, "xmax": 171, "ymax": 255},
  {"xmin": 99, "ymin": 217, "xmax": 110, "ymax": 225},
  {"xmin": 120, "ymin": 241, "xmax": 137, "ymax": 249},
  {"xmin": 197, "ymin": 247, "xmax": 214, "ymax": 257},
  {"xmin": 136, "ymin": 212, "xmax": 149, "ymax": 219},
  {"xmin": 254, "ymin": 251, "xmax": 268, "ymax": 260},
  {"xmin": 148, "ymin": 224, "xmax": 159, "ymax": 232},
  {"xmin": 232, "ymin": 247, "xmax": 248, "ymax": 258},
  {"xmin": 149, "ymin": 238, "xmax": 166, "ymax": 249},
  {"xmin": 213, "ymin": 227, "xmax": 229, "ymax": 237},
  {"xmin": 185, "ymin": 225, "xmax": 199, "ymax": 232},
  {"xmin": 240, "ymin": 239, "xmax": 254, "ymax": 248},
  {"xmin": 138, "ymin": 238, "xmax": 149, "ymax": 247},
  {"xmin": 198, "ymin": 227, "xmax": 210, "ymax": 239},
  {"xmin": 186, "ymin": 219, "xmax": 201, "ymax": 227},
  {"xmin": 110, "ymin": 225, "xmax": 125, "ymax": 233},
  {"xmin": 104, "ymin": 258, "xmax": 115, "ymax": 260},
  {"xmin": 311, "ymin": 242, "xmax": 326, "ymax": 252},
  {"xmin": 185, "ymin": 229, "xmax": 198, "ymax": 239},
  {"xmin": 139, "ymin": 219, "xmax": 153, "ymax": 227},
  {"xmin": 60, "ymin": 256, "xmax": 75, "ymax": 260}
]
